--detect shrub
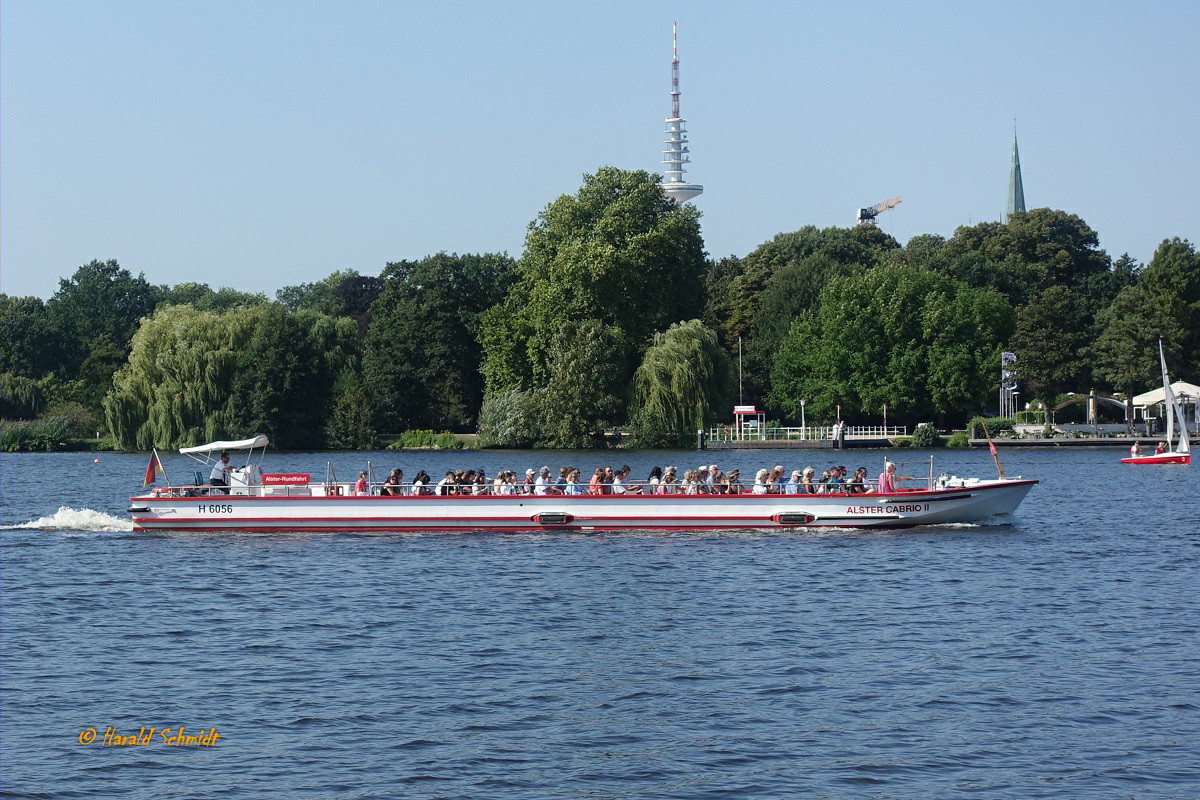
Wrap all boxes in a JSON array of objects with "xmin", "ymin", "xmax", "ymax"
[
  {"xmin": 968, "ymin": 416, "xmax": 1016, "ymax": 436},
  {"xmin": 911, "ymin": 422, "xmax": 944, "ymax": 448},
  {"xmin": 477, "ymin": 389, "xmax": 544, "ymax": 448},
  {"xmin": 0, "ymin": 414, "xmax": 84, "ymax": 452},
  {"xmin": 946, "ymin": 430, "xmax": 970, "ymax": 448},
  {"xmin": 387, "ymin": 430, "xmax": 465, "ymax": 450}
]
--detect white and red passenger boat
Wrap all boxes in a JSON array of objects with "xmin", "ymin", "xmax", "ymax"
[{"xmin": 128, "ymin": 437, "xmax": 1037, "ymax": 533}]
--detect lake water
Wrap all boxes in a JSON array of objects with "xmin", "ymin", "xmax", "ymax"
[{"xmin": 2, "ymin": 447, "xmax": 1198, "ymax": 798}]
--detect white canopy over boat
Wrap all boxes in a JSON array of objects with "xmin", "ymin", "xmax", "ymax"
[
  {"xmin": 1131, "ymin": 380, "xmax": 1200, "ymax": 407},
  {"xmin": 179, "ymin": 435, "xmax": 269, "ymax": 454}
]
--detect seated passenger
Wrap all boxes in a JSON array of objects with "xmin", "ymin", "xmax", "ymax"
[
  {"xmin": 752, "ymin": 468, "xmax": 770, "ymax": 495},
  {"xmin": 769, "ymin": 466, "xmax": 786, "ymax": 494},
  {"xmin": 613, "ymin": 465, "xmax": 640, "ymax": 494},
  {"xmin": 724, "ymin": 468, "xmax": 742, "ymax": 494},
  {"xmin": 829, "ymin": 465, "xmax": 847, "ymax": 492},
  {"xmin": 381, "ymin": 469, "xmax": 404, "ymax": 496},
  {"xmin": 354, "ymin": 471, "xmax": 369, "ymax": 496},
  {"xmin": 710, "ymin": 468, "xmax": 727, "ymax": 494},
  {"xmin": 565, "ymin": 468, "xmax": 586, "ymax": 495},
  {"xmin": 646, "ymin": 466, "xmax": 663, "ymax": 493},
  {"xmin": 534, "ymin": 466, "xmax": 553, "ymax": 495},
  {"xmin": 878, "ymin": 461, "xmax": 897, "ymax": 494},
  {"xmin": 785, "ymin": 470, "xmax": 802, "ymax": 494},
  {"xmin": 848, "ymin": 467, "xmax": 868, "ymax": 494}
]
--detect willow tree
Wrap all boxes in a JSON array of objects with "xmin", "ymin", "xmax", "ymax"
[
  {"xmin": 105, "ymin": 304, "xmax": 358, "ymax": 449},
  {"xmin": 104, "ymin": 305, "xmax": 253, "ymax": 449},
  {"xmin": 628, "ymin": 320, "xmax": 732, "ymax": 448}
]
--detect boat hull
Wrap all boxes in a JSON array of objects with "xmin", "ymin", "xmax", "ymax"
[
  {"xmin": 1121, "ymin": 453, "xmax": 1191, "ymax": 465},
  {"xmin": 129, "ymin": 479, "xmax": 1037, "ymax": 533}
]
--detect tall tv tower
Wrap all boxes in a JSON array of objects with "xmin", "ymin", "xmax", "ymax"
[{"xmin": 661, "ymin": 21, "xmax": 703, "ymax": 204}]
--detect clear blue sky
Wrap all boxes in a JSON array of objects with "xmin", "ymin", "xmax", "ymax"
[{"xmin": 4, "ymin": 1, "xmax": 1198, "ymax": 299}]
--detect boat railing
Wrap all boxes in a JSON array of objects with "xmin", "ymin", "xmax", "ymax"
[
  {"xmin": 706, "ymin": 424, "xmax": 909, "ymax": 442},
  {"xmin": 287, "ymin": 478, "xmax": 915, "ymax": 497}
]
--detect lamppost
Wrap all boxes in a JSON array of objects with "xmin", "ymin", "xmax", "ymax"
[
  {"xmin": 800, "ymin": 399, "xmax": 807, "ymax": 441},
  {"xmin": 1012, "ymin": 391, "xmax": 1020, "ymax": 421}
]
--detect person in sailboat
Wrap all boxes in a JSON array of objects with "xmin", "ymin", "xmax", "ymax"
[
  {"xmin": 1155, "ymin": 441, "xmax": 1167, "ymax": 454},
  {"xmin": 1129, "ymin": 442, "xmax": 1141, "ymax": 457}
]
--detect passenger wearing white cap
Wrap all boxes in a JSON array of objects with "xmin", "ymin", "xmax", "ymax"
[{"xmin": 785, "ymin": 469, "xmax": 803, "ymax": 495}]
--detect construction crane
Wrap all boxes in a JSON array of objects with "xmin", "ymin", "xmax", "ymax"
[{"xmin": 856, "ymin": 195, "xmax": 902, "ymax": 226}]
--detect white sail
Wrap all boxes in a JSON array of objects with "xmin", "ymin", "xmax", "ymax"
[
  {"xmin": 1160, "ymin": 340, "xmax": 1176, "ymax": 448},
  {"xmin": 1158, "ymin": 340, "xmax": 1190, "ymax": 455}
]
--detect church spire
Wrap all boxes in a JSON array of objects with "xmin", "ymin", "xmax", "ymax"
[{"xmin": 1005, "ymin": 124, "xmax": 1026, "ymax": 221}]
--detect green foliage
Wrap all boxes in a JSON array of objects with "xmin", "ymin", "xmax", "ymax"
[
  {"xmin": 0, "ymin": 413, "xmax": 90, "ymax": 452},
  {"xmin": 946, "ymin": 430, "xmax": 970, "ymax": 448},
  {"xmin": 158, "ymin": 283, "xmax": 270, "ymax": 312},
  {"xmin": 477, "ymin": 389, "xmax": 543, "ymax": 448},
  {"xmin": 46, "ymin": 259, "xmax": 160, "ymax": 379},
  {"xmin": 1091, "ymin": 285, "xmax": 1184, "ymax": 396},
  {"xmin": 325, "ymin": 370, "xmax": 377, "ymax": 449},
  {"xmin": 386, "ymin": 430, "xmax": 465, "ymax": 450},
  {"xmin": 104, "ymin": 304, "xmax": 355, "ymax": 450},
  {"xmin": 230, "ymin": 306, "xmax": 358, "ymax": 449},
  {"xmin": 701, "ymin": 256, "xmax": 743, "ymax": 351},
  {"xmin": 277, "ymin": 269, "xmax": 384, "ymax": 330},
  {"xmin": 1009, "ymin": 286, "xmax": 1089, "ymax": 403},
  {"xmin": 363, "ymin": 252, "xmax": 515, "ymax": 431},
  {"xmin": 0, "ymin": 373, "xmax": 47, "ymax": 419},
  {"xmin": 628, "ymin": 320, "xmax": 732, "ymax": 448},
  {"xmin": 1135, "ymin": 238, "xmax": 1200, "ymax": 378},
  {"xmin": 104, "ymin": 305, "xmax": 252, "ymax": 449},
  {"xmin": 721, "ymin": 225, "xmax": 900, "ymax": 399},
  {"xmin": 968, "ymin": 416, "xmax": 1016, "ymax": 435},
  {"xmin": 0, "ymin": 295, "xmax": 59, "ymax": 378},
  {"xmin": 479, "ymin": 167, "xmax": 707, "ymax": 443},
  {"xmin": 943, "ymin": 210, "xmax": 1110, "ymax": 289},
  {"xmin": 911, "ymin": 422, "xmax": 943, "ymax": 448},
  {"xmin": 769, "ymin": 263, "xmax": 1011, "ymax": 425},
  {"xmin": 536, "ymin": 320, "xmax": 630, "ymax": 448}
]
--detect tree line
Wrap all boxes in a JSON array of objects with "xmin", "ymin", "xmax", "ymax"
[{"xmin": 2, "ymin": 166, "xmax": 1197, "ymax": 451}]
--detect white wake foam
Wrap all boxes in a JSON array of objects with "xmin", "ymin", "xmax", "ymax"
[{"xmin": 4, "ymin": 507, "xmax": 133, "ymax": 532}]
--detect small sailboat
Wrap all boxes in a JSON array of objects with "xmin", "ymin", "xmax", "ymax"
[{"xmin": 1122, "ymin": 340, "xmax": 1191, "ymax": 465}]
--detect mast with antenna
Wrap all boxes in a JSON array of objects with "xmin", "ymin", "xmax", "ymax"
[{"xmin": 661, "ymin": 20, "xmax": 703, "ymax": 204}]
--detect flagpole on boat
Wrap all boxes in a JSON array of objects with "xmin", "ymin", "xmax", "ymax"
[
  {"xmin": 980, "ymin": 420, "xmax": 1006, "ymax": 479},
  {"xmin": 146, "ymin": 446, "xmax": 172, "ymax": 488}
]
